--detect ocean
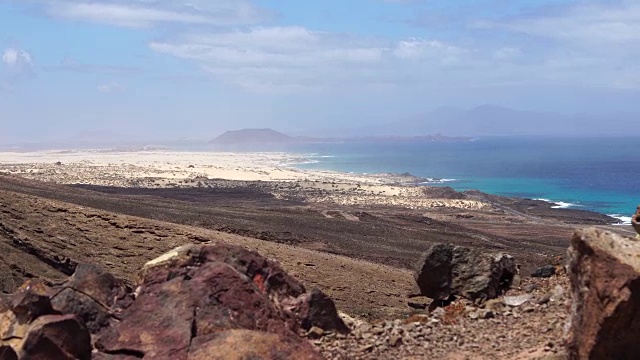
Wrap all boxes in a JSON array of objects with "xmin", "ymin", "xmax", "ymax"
[{"xmin": 290, "ymin": 136, "xmax": 640, "ymax": 223}]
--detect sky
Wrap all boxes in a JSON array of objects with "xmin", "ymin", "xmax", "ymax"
[{"xmin": 1, "ymin": 0, "xmax": 639, "ymax": 141}]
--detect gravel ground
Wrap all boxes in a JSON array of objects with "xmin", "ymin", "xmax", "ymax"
[{"xmin": 312, "ymin": 275, "xmax": 570, "ymax": 360}]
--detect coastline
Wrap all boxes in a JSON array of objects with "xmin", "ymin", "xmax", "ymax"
[
  {"xmin": 0, "ymin": 148, "xmax": 625, "ymax": 225},
  {"xmin": 0, "ymin": 149, "xmax": 488, "ymax": 210}
]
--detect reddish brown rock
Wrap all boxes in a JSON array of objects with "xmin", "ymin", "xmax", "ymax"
[
  {"xmin": 187, "ymin": 329, "xmax": 321, "ymax": 360},
  {"xmin": 50, "ymin": 288, "xmax": 112, "ymax": 334},
  {"xmin": 567, "ymin": 228, "xmax": 640, "ymax": 360},
  {"xmin": 1, "ymin": 243, "xmax": 344, "ymax": 359},
  {"xmin": 0, "ymin": 346, "xmax": 17, "ymax": 360},
  {"xmin": 97, "ymin": 244, "xmax": 334, "ymax": 359},
  {"xmin": 19, "ymin": 314, "xmax": 91, "ymax": 360},
  {"xmin": 59, "ymin": 263, "xmax": 131, "ymax": 309},
  {"xmin": 8, "ymin": 280, "xmax": 56, "ymax": 323},
  {"xmin": 50, "ymin": 264, "xmax": 132, "ymax": 334}
]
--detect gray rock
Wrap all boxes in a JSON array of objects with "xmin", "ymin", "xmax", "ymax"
[
  {"xmin": 503, "ymin": 294, "xmax": 532, "ymax": 307},
  {"xmin": 414, "ymin": 243, "xmax": 516, "ymax": 301},
  {"xmin": 531, "ymin": 265, "xmax": 556, "ymax": 278}
]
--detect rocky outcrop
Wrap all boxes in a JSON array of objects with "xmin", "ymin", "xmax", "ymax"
[
  {"xmin": 0, "ymin": 243, "xmax": 348, "ymax": 359},
  {"xmin": 0, "ymin": 280, "xmax": 92, "ymax": 360},
  {"xmin": 632, "ymin": 205, "xmax": 640, "ymax": 236},
  {"xmin": 566, "ymin": 228, "xmax": 640, "ymax": 360},
  {"xmin": 414, "ymin": 243, "xmax": 516, "ymax": 301}
]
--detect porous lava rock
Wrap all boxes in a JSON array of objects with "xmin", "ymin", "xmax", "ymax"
[
  {"xmin": 414, "ymin": 243, "xmax": 516, "ymax": 301},
  {"xmin": 50, "ymin": 263, "xmax": 132, "ymax": 334},
  {"xmin": 567, "ymin": 228, "xmax": 640, "ymax": 360},
  {"xmin": 1, "ymin": 243, "xmax": 347, "ymax": 359},
  {"xmin": 0, "ymin": 280, "xmax": 91, "ymax": 360}
]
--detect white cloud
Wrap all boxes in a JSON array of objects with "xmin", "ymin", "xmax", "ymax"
[
  {"xmin": 36, "ymin": 0, "xmax": 270, "ymax": 28},
  {"xmin": 97, "ymin": 81, "xmax": 125, "ymax": 93},
  {"xmin": 393, "ymin": 39, "xmax": 468, "ymax": 64},
  {"xmin": 148, "ymin": 26, "xmax": 402, "ymax": 92},
  {"xmin": 9, "ymin": 0, "xmax": 640, "ymax": 94},
  {"xmin": 465, "ymin": 2, "xmax": 640, "ymax": 89},
  {"xmin": 150, "ymin": 27, "xmax": 386, "ymax": 67},
  {"xmin": 2, "ymin": 48, "xmax": 32, "ymax": 67},
  {"xmin": 480, "ymin": 2, "xmax": 640, "ymax": 45},
  {"xmin": 1, "ymin": 48, "xmax": 34, "ymax": 88}
]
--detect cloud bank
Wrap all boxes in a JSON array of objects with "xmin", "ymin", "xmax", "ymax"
[{"xmin": 6, "ymin": 0, "xmax": 640, "ymax": 93}]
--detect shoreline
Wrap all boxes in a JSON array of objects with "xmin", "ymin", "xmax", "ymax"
[{"xmin": 0, "ymin": 149, "xmax": 625, "ymax": 225}]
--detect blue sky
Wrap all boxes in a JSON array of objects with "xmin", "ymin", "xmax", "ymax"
[{"xmin": 1, "ymin": 0, "xmax": 639, "ymax": 141}]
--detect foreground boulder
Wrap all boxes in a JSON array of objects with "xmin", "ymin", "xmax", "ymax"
[
  {"xmin": 414, "ymin": 243, "xmax": 516, "ymax": 301},
  {"xmin": 0, "ymin": 280, "xmax": 92, "ymax": 360},
  {"xmin": 0, "ymin": 243, "xmax": 348, "ymax": 359},
  {"xmin": 567, "ymin": 228, "xmax": 640, "ymax": 360}
]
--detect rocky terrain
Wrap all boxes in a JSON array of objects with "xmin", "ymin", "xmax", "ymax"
[
  {"xmin": 2, "ymin": 222, "xmax": 637, "ymax": 359},
  {"xmin": 0, "ymin": 157, "xmax": 638, "ymax": 359},
  {"xmin": 0, "ymin": 243, "xmax": 348, "ymax": 359}
]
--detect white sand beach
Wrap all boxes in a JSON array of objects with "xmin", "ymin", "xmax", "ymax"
[{"xmin": 0, "ymin": 150, "xmax": 488, "ymax": 210}]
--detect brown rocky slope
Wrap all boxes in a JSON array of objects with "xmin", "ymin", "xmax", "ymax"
[{"xmin": 2, "ymin": 174, "xmax": 639, "ymax": 359}]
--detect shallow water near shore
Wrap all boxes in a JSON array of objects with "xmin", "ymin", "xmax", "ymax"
[{"xmin": 292, "ymin": 136, "xmax": 640, "ymax": 221}]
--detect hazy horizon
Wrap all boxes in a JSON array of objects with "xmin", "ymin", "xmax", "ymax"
[{"xmin": 2, "ymin": 0, "xmax": 640, "ymax": 143}]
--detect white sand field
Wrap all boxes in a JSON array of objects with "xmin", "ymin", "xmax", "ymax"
[{"xmin": 0, "ymin": 150, "xmax": 488, "ymax": 210}]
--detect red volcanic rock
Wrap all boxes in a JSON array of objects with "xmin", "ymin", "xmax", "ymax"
[
  {"xmin": 60, "ymin": 263, "xmax": 131, "ymax": 308},
  {"xmin": 20, "ymin": 315, "xmax": 91, "ymax": 360},
  {"xmin": 1, "ymin": 243, "xmax": 345, "ymax": 359},
  {"xmin": 0, "ymin": 346, "xmax": 18, "ymax": 360},
  {"xmin": 8, "ymin": 280, "xmax": 56, "ymax": 323},
  {"xmin": 50, "ymin": 264, "xmax": 133, "ymax": 334},
  {"xmin": 567, "ymin": 228, "xmax": 640, "ymax": 360},
  {"xmin": 97, "ymin": 244, "xmax": 342, "ymax": 359}
]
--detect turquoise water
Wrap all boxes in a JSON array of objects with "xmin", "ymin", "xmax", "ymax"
[{"xmin": 291, "ymin": 137, "xmax": 640, "ymax": 222}]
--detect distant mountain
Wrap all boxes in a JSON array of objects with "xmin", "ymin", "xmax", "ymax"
[
  {"xmin": 210, "ymin": 129, "xmax": 470, "ymax": 150},
  {"xmin": 210, "ymin": 129, "xmax": 295, "ymax": 145},
  {"xmin": 325, "ymin": 105, "xmax": 635, "ymax": 137}
]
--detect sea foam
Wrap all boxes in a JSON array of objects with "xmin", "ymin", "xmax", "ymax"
[
  {"xmin": 420, "ymin": 178, "xmax": 457, "ymax": 184},
  {"xmin": 535, "ymin": 198, "xmax": 582, "ymax": 209},
  {"xmin": 609, "ymin": 215, "xmax": 632, "ymax": 225}
]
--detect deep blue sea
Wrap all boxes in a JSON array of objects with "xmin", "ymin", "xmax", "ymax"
[{"xmin": 290, "ymin": 137, "xmax": 640, "ymax": 223}]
